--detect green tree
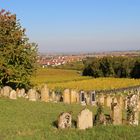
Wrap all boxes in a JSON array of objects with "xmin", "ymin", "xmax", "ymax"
[
  {"xmin": 83, "ymin": 58, "xmax": 103, "ymax": 77},
  {"xmin": 0, "ymin": 9, "xmax": 37, "ymax": 88},
  {"xmin": 131, "ymin": 60, "xmax": 140, "ymax": 78},
  {"xmin": 100, "ymin": 57, "xmax": 115, "ymax": 77}
]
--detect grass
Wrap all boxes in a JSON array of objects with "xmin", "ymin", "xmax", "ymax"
[
  {"xmin": 0, "ymin": 98, "xmax": 140, "ymax": 140},
  {"xmin": 32, "ymin": 68, "xmax": 140, "ymax": 91}
]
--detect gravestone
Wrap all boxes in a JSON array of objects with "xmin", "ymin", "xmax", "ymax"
[
  {"xmin": 90, "ymin": 91, "xmax": 96, "ymax": 105},
  {"xmin": 98, "ymin": 94, "xmax": 104, "ymax": 106},
  {"xmin": 111, "ymin": 98, "xmax": 122, "ymax": 125},
  {"xmin": 106, "ymin": 95, "xmax": 112, "ymax": 108},
  {"xmin": 139, "ymin": 100, "xmax": 140, "ymax": 112},
  {"xmin": 80, "ymin": 91, "xmax": 86, "ymax": 106},
  {"xmin": 124, "ymin": 97, "xmax": 128, "ymax": 110},
  {"xmin": 117, "ymin": 95, "xmax": 124, "ymax": 109},
  {"xmin": 63, "ymin": 89, "xmax": 70, "ymax": 104},
  {"xmin": 16, "ymin": 88, "xmax": 25, "ymax": 98},
  {"xmin": 133, "ymin": 111, "xmax": 139, "ymax": 126},
  {"xmin": 70, "ymin": 90, "xmax": 77, "ymax": 103},
  {"xmin": 55, "ymin": 93, "xmax": 61, "ymax": 102},
  {"xmin": 41, "ymin": 84, "xmax": 49, "ymax": 102},
  {"xmin": 1, "ymin": 86, "xmax": 12, "ymax": 97},
  {"xmin": 20, "ymin": 88, "xmax": 26, "ymax": 97},
  {"xmin": 28, "ymin": 89, "xmax": 38, "ymax": 101},
  {"xmin": 9, "ymin": 90, "xmax": 17, "ymax": 100},
  {"xmin": 77, "ymin": 109, "xmax": 93, "ymax": 130},
  {"xmin": 127, "ymin": 94, "xmax": 139, "ymax": 125},
  {"xmin": 51, "ymin": 91, "xmax": 56, "ymax": 102},
  {"xmin": 57, "ymin": 112, "xmax": 72, "ymax": 129}
]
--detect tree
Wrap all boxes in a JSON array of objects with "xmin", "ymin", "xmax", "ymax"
[
  {"xmin": 0, "ymin": 9, "xmax": 38, "ymax": 88},
  {"xmin": 100, "ymin": 57, "xmax": 115, "ymax": 77},
  {"xmin": 83, "ymin": 58, "xmax": 103, "ymax": 77},
  {"xmin": 131, "ymin": 60, "xmax": 140, "ymax": 78}
]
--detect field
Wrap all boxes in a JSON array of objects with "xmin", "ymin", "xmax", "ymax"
[
  {"xmin": 0, "ymin": 98, "xmax": 140, "ymax": 140},
  {"xmin": 32, "ymin": 68, "xmax": 91, "ymax": 84},
  {"xmin": 32, "ymin": 68, "xmax": 140, "ymax": 91}
]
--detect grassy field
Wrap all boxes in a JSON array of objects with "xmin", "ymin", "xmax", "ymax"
[
  {"xmin": 0, "ymin": 98, "xmax": 140, "ymax": 140},
  {"xmin": 32, "ymin": 68, "xmax": 140, "ymax": 91}
]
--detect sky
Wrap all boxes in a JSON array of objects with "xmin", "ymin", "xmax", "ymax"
[{"xmin": 0, "ymin": 0, "xmax": 140, "ymax": 53}]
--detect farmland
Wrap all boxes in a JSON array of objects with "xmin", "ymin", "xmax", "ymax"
[{"xmin": 32, "ymin": 68, "xmax": 140, "ymax": 91}]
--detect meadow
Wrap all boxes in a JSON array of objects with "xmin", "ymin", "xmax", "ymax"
[
  {"xmin": 32, "ymin": 68, "xmax": 140, "ymax": 91},
  {"xmin": 0, "ymin": 98, "xmax": 140, "ymax": 140}
]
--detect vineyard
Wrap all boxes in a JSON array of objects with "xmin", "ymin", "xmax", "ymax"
[{"xmin": 32, "ymin": 68, "xmax": 140, "ymax": 91}]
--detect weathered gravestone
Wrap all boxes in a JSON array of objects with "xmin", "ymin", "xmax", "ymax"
[
  {"xmin": 80, "ymin": 91, "xmax": 86, "ymax": 106},
  {"xmin": 28, "ymin": 89, "xmax": 38, "ymax": 101},
  {"xmin": 98, "ymin": 94, "xmax": 105, "ymax": 106},
  {"xmin": 117, "ymin": 95, "xmax": 124, "ymax": 109},
  {"xmin": 90, "ymin": 91, "xmax": 96, "ymax": 105},
  {"xmin": 63, "ymin": 89, "xmax": 71, "ymax": 104},
  {"xmin": 77, "ymin": 109, "xmax": 93, "ymax": 130},
  {"xmin": 55, "ymin": 93, "xmax": 62, "ymax": 102},
  {"xmin": 41, "ymin": 84, "xmax": 49, "ymax": 102},
  {"xmin": 16, "ymin": 88, "xmax": 25, "ymax": 98},
  {"xmin": 57, "ymin": 112, "xmax": 72, "ymax": 129},
  {"xmin": 111, "ymin": 98, "xmax": 122, "ymax": 125},
  {"xmin": 127, "ymin": 94, "xmax": 139, "ymax": 125},
  {"xmin": 9, "ymin": 90, "xmax": 17, "ymax": 100},
  {"xmin": 139, "ymin": 100, "xmax": 140, "ymax": 112},
  {"xmin": 70, "ymin": 90, "xmax": 77, "ymax": 104},
  {"xmin": 106, "ymin": 95, "xmax": 112, "ymax": 108},
  {"xmin": 1, "ymin": 86, "xmax": 12, "ymax": 97},
  {"xmin": 51, "ymin": 91, "xmax": 56, "ymax": 102}
]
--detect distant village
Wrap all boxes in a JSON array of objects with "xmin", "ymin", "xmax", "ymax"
[
  {"xmin": 37, "ymin": 50, "xmax": 140, "ymax": 67},
  {"xmin": 37, "ymin": 55, "xmax": 84, "ymax": 67}
]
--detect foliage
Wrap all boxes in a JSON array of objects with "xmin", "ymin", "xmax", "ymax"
[
  {"xmin": 131, "ymin": 59, "xmax": 140, "ymax": 78},
  {"xmin": 83, "ymin": 58, "xmax": 103, "ymax": 77},
  {"xmin": 0, "ymin": 9, "xmax": 37, "ymax": 88},
  {"xmin": 83, "ymin": 56, "xmax": 140, "ymax": 78}
]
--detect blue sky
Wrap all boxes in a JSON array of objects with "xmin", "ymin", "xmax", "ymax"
[{"xmin": 0, "ymin": 0, "xmax": 140, "ymax": 53}]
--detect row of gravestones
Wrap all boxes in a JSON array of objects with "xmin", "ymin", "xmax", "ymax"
[
  {"xmin": 0, "ymin": 85, "xmax": 140, "ymax": 110},
  {"xmin": 63, "ymin": 89, "xmax": 96, "ymax": 105},
  {"xmin": 0, "ymin": 85, "xmax": 52, "ymax": 101},
  {"xmin": 0, "ymin": 85, "xmax": 96, "ymax": 104},
  {"xmin": 98, "ymin": 93, "xmax": 140, "ymax": 125},
  {"xmin": 97, "ymin": 91, "xmax": 140, "ymax": 111},
  {"xmin": 58, "ymin": 93, "xmax": 140, "ymax": 130},
  {"xmin": 0, "ymin": 86, "xmax": 25, "ymax": 99},
  {"xmin": 0, "ymin": 85, "xmax": 62, "ymax": 102}
]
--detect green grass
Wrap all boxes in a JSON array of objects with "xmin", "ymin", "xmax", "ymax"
[{"xmin": 0, "ymin": 98, "xmax": 140, "ymax": 140}]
